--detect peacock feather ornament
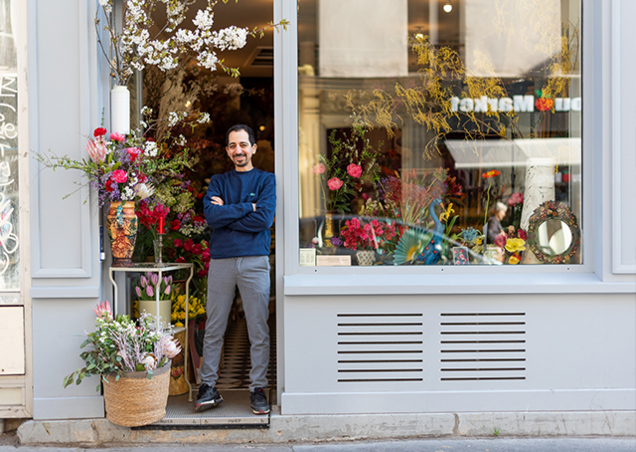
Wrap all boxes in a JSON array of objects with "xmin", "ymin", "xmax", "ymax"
[{"xmin": 393, "ymin": 198, "xmax": 445, "ymax": 265}]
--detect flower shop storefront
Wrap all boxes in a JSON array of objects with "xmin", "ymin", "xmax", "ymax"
[{"xmin": 4, "ymin": 0, "xmax": 635, "ymax": 439}]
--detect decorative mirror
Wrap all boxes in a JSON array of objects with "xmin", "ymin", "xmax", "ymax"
[{"xmin": 527, "ymin": 201, "xmax": 580, "ymax": 264}]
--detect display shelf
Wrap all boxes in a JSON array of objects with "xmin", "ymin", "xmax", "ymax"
[{"xmin": 108, "ymin": 262, "xmax": 195, "ymax": 401}]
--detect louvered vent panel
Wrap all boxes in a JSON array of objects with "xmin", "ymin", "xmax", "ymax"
[
  {"xmin": 337, "ymin": 313, "xmax": 424, "ymax": 383},
  {"xmin": 439, "ymin": 312, "xmax": 526, "ymax": 381}
]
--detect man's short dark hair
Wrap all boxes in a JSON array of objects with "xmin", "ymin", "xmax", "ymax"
[{"xmin": 226, "ymin": 124, "xmax": 256, "ymax": 147}]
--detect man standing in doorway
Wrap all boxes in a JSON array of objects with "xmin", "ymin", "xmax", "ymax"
[{"xmin": 197, "ymin": 124, "xmax": 276, "ymax": 414}]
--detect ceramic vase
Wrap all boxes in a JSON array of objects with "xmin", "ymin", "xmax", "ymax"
[
  {"xmin": 106, "ymin": 201, "xmax": 138, "ymax": 267},
  {"xmin": 138, "ymin": 299, "xmax": 172, "ymax": 325},
  {"xmin": 356, "ymin": 250, "xmax": 376, "ymax": 266}
]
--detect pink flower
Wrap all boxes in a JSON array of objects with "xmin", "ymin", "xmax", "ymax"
[
  {"xmin": 184, "ymin": 239, "xmax": 194, "ymax": 252},
  {"xmin": 126, "ymin": 147, "xmax": 143, "ymax": 161},
  {"xmin": 146, "ymin": 285, "xmax": 154, "ymax": 298},
  {"xmin": 135, "ymin": 286, "xmax": 142, "ymax": 298},
  {"xmin": 517, "ymin": 229, "xmax": 527, "ymax": 241},
  {"xmin": 173, "ymin": 239, "xmax": 183, "ymax": 248},
  {"xmin": 327, "ymin": 177, "xmax": 344, "ymax": 191},
  {"xmin": 347, "ymin": 163, "xmax": 362, "ymax": 178},
  {"xmin": 507, "ymin": 192, "xmax": 524, "ymax": 206},
  {"xmin": 112, "ymin": 169, "xmax": 127, "ymax": 183},
  {"xmin": 312, "ymin": 163, "xmax": 326, "ymax": 174},
  {"xmin": 110, "ymin": 132, "xmax": 125, "ymax": 142},
  {"xmin": 494, "ymin": 232, "xmax": 507, "ymax": 248},
  {"xmin": 93, "ymin": 301, "xmax": 112, "ymax": 319},
  {"xmin": 85, "ymin": 138, "xmax": 106, "ymax": 163}
]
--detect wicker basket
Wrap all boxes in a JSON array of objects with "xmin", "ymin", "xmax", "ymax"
[{"xmin": 102, "ymin": 361, "xmax": 171, "ymax": 427}]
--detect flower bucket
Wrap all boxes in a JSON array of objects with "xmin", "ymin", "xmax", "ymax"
[
  {"xmin": 169, "ymin": 329, "xmax": 188, "ymax": 396},
  {"xmin": 102, "ymin": 361, "xmax": 170, "ymax": 427},
  {"xmin": 138, "ymin": 299, "xmax": 172, "ymax": 325},
  {"xmin": 356, "ymin": 250, "xmax": 376, "ymax": 266},
  {"xmin": 106, "ymin": 201, "xmax": 138, "ymax": 267}
]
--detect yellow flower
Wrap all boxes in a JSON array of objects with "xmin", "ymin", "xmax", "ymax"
[
  {"xmin": 196, "ymin": 308, "xmax": 205, "ymax": 316},
  {"xmin": 505, "ymin": 238, "xmax": 526, "ymax": 253},
  {"xmin": 175, "ymin": 322, "xmax": 184, "ymax": 327},
  {"xmin": 508, "ymin": 254, "xmax": 520, "ymax": 265},
  {"xmin": 474, "ymin": 237, "xmax": 483, "ymax": 246},
  {"xmin": 439, "ymin": 202, "xmax": 454, "ymax": 223}
]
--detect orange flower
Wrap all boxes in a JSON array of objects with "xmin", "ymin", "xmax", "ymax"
[{"xmin": 482, "ymin": 169, "xmax": 500, "ymax": 179}]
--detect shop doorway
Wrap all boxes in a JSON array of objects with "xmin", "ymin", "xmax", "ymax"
[{"xmin": 137, "ymin": 0, "xmax": 277, "ymax": 427}]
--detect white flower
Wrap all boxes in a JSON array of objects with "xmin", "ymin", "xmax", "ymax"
[
  {"xmin": 198, "ymin": 112, "xmax": 210, "ymax": 124},
  {"xmin": 135, "ymin": 183, "xmax": 154, "ymax": 200},
  {"xmin": 99, "ymin": 0, "xmax": 112, "ymax": 13},
  {"xmin": 193, "ymin": 9, "xmax": 214, "ymax": 31},
  {"xmin": 144, "ymin": 141, "xmax": 158, "ymax": 157},
  {"xmin": 168, "ymin": 111, "xmax": 180, "ymax": 127},
  {"xmin": 140, "ymin": 354, "xmax": 157, "ymax": 370},
  {"xmin": 121, "ymin": 186, "xmax": 135, "ymax": 200},
  {"xmin": 175, "ymin": 135, "xmax": 187, "ymax": 146}
]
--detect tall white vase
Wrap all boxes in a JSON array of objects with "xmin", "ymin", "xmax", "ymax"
[{"xmin": 111, "ymin": 85, "xmax": 130, "ymax": 134}]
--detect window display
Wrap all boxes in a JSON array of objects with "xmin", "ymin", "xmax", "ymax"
[{"xmin": 298, "ymin": 0, "xmax": 582, "ymax": 267}]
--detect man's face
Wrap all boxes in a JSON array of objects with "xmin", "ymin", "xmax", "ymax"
[{"xmin": 226, "ymin": 130, "xmax": 256, "ymax": 171}]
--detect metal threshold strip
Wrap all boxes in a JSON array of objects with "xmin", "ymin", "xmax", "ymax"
[{"xmin": 134, "ymin": 389, "xmax": 269, "ymax": 429}]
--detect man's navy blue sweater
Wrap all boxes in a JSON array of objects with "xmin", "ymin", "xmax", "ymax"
[{"xmin": 203, "ymin": 168, "xmax": 276, "ymax": 259}]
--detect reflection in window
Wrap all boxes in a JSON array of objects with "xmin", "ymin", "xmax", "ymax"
[
  {"xmin": 298, "ymin": 0, "xmax": 582, "ymax": 267},
  {"xmin": 0, "ymin": 0, "xmax": 20, "ymax": 288}
]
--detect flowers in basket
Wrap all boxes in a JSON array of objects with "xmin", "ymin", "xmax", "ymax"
[
  {"xmin": 495, "ymin": 225, "xmax": 527, "ymax": 265},
  {"xmin": 339, "ymin": 217, "xmax": 398, "ymax": 252},
  {"xmin": 63, "ymin": 301, "xmax": 181, "ymax": 391},
  {"xmin": 313, "ymin": 126, "xmax": 380, "ymax": 213}
]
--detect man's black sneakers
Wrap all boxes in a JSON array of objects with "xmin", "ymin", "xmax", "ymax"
[
  {"xmin": 195, "ymin": 384, "xmax": 223, "ymax": 412},
  {"xmin": 250, "ymin": 388, "xmax": 270, "ymax": 414}
]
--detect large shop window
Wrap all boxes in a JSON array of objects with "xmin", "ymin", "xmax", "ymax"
[{"xmin": 298, "ymin": 0, "xmax": 582, "ymax": 268}]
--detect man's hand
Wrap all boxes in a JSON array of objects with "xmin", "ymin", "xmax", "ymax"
[
  {"xmin": 211, "ymin": 196, "xmax": 225, "ymax": 206},
  {"xmin": 252, "ymin": 203, "xmax": 257, "ymax": 212}
]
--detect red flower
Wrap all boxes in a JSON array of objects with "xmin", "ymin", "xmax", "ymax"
[
  {"xmin": 173, "ymin": 239, "xmax": 183, "ymax": 248},
  {"xmin": 197, "ymin": 269, "xmax": 207, "ymax": 278},
  {"xmin": 126, "ymin": 147, "xmax": 143, "ymax": 161},
  {"xmin": 192, "ymin": 243, "xmax": 202, "ymax": 255},
  {"xmin": 482, "ymin": 169, "xmax": 500, "ymax": 179},
  {"xmin": 517, "ymin": 229, "xmax": 527, "ymax": 241},
  {"xmin": 184, "ymin": 239, "xmax": 194, "ymax": 252},
  {"xmin": 105, "ymin": 178, "xmax": 115, "ymax": 192},
  {"xmin": 175, "ymin": 256, "xmax": 186, "ymax": 263},
  {"xmin": 170, "ymin": 219, "xmax": 181, "ymax": 231},
  {"xmin": 112, "ymin": 169, "xmax": 127, "ymax": 183},
  {"xmin": 94, "ymin": 127, "xmax": 107, "ymax": 137},
  {"xmin": 137, "ymin": 173, "xmax": 148, "ymax": 183}
]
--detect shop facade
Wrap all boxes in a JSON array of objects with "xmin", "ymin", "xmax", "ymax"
[{"xmin": 0, "ymin": 0, "xmax": 634, "ymax": 435}]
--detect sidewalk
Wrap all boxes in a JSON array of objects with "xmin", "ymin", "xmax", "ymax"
[{"xmin": 0, "ymin": 437, "xmax": 635, "ymax": 451}]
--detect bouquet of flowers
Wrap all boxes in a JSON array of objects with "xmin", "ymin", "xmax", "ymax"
[
  {"xmin": 507, "ymin": 192, "xmax": 524, "ymax": 229},
  {"xmin": 171, "ymin": 294, "xmax": 206, "ymax": 328},
  {"xmin": 63, "ymin": 301, "xmax": 181, "ymax": 391},
  {"xmin": 313, "ymin": 126, "xmax": 380, "ymax": 213},
  {"xmin": 339, "ymin": 217, "xmax": 397, "ymax": 251},
  {"xmin": 495, "ymin": 225, "xmax": 527, "ymax": 265},
  {"xmin": 37, "ymin": 127, "xmax": 190, "ymax": 208},
  {"xmin": 133, "ymin": 272, "xmax": 173, "ymax": 300}
]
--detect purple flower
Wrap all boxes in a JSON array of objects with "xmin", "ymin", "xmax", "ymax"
[
  {"xmin": 150, "ymin": 273, "xmax": 159, "ymax": 286},
  {"xmin": 135, "ymin": 286, "xmax": 142, "ymax": 298},
  {"xmin": 330, "ymin": 237, "xmax": 343, "ymax": 247},
  {"xmin": 140, "ymin": 275, "xmax": 147, "ymax": 287},
  {"xmin": 146, "ymin": 285, "xmax": 154, "ymax": 297},
  {"xmin": 164, "ymin": 285, "xmax": 171, "ymax": 295}
]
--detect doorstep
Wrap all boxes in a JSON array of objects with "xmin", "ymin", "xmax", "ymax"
[{"xmin": 145, "ymin": 389, "xmax": 269, "ymax": 428}]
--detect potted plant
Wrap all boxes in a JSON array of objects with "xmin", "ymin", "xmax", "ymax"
[
  {"xmin": 134, "ymin": 272, "xmax": 173, "ymax": 324},
  {"xmin": 339, "ymin": 217, "xmax": 397, "ymax": 266},
  {"xmin": 63, "ymin": 301, "xmax": 181, "ymax": 427}
]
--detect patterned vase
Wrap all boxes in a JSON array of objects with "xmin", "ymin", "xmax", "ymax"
[
  {"xmin": 356, "ymin": 250, "xmax": 376, "ymax": 266},
  {"xmin": 106, "ymin": 201, "xmax": 138, "ymax": 267}
]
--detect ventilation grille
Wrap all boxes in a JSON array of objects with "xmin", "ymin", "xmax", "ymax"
[
  {"xmin": 439, "ymin": 312, "xmax": 526, "ymax": 381},
  {"xmin": 246, "ymin": 47, "xmax": 273, "ymax": 67},
  {"xmin": 337, "ymin": 313, "xmax": 424, "ymax": 383}
]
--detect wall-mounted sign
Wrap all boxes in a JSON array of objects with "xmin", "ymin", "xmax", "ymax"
[{"xmin": 450, "ymin": 95, "xmax": 581, "ymax": 114}]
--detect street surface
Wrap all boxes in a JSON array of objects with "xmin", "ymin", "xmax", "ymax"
[{"xmin": 0, "ymin": 437, "xmax": 635, "ymax": 451}]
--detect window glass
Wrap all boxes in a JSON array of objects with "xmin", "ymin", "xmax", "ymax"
[
  {"xmin": 298, "ymin": 0, "xmax": 582, "ymax": 267},
  {"xmin": 0, "ymin": 0, "xmax": 20, "ymax": 288}
]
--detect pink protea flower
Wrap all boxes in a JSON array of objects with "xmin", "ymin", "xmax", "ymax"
[
  {"xmin": 312, "ymin": 163, "xmax": 326, "ymax": 174},
  {"xmin": 93, "ymin": 301, "xmax": 112, "ymax": 319},
  {"xmin": 85, "ymin": 139, "xmax": 106, "ymax": 163},
  {"xmin": 347, "ymin": 163, "xmax": 362, "ymax": 178},
  {"xmin": 327, "ymin": 177, "xmax": 344, "ymax": 191},
  {"xmin": 160, "ymin": 336, "xmax": 182, "ymax": 359},
  {"xmin": 112, "ymin": 169, "xmax": 127, "ymax": 183},
  {"xmin": 110, "ymin": 132, "xmax": 125, "ymax": 142}
]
